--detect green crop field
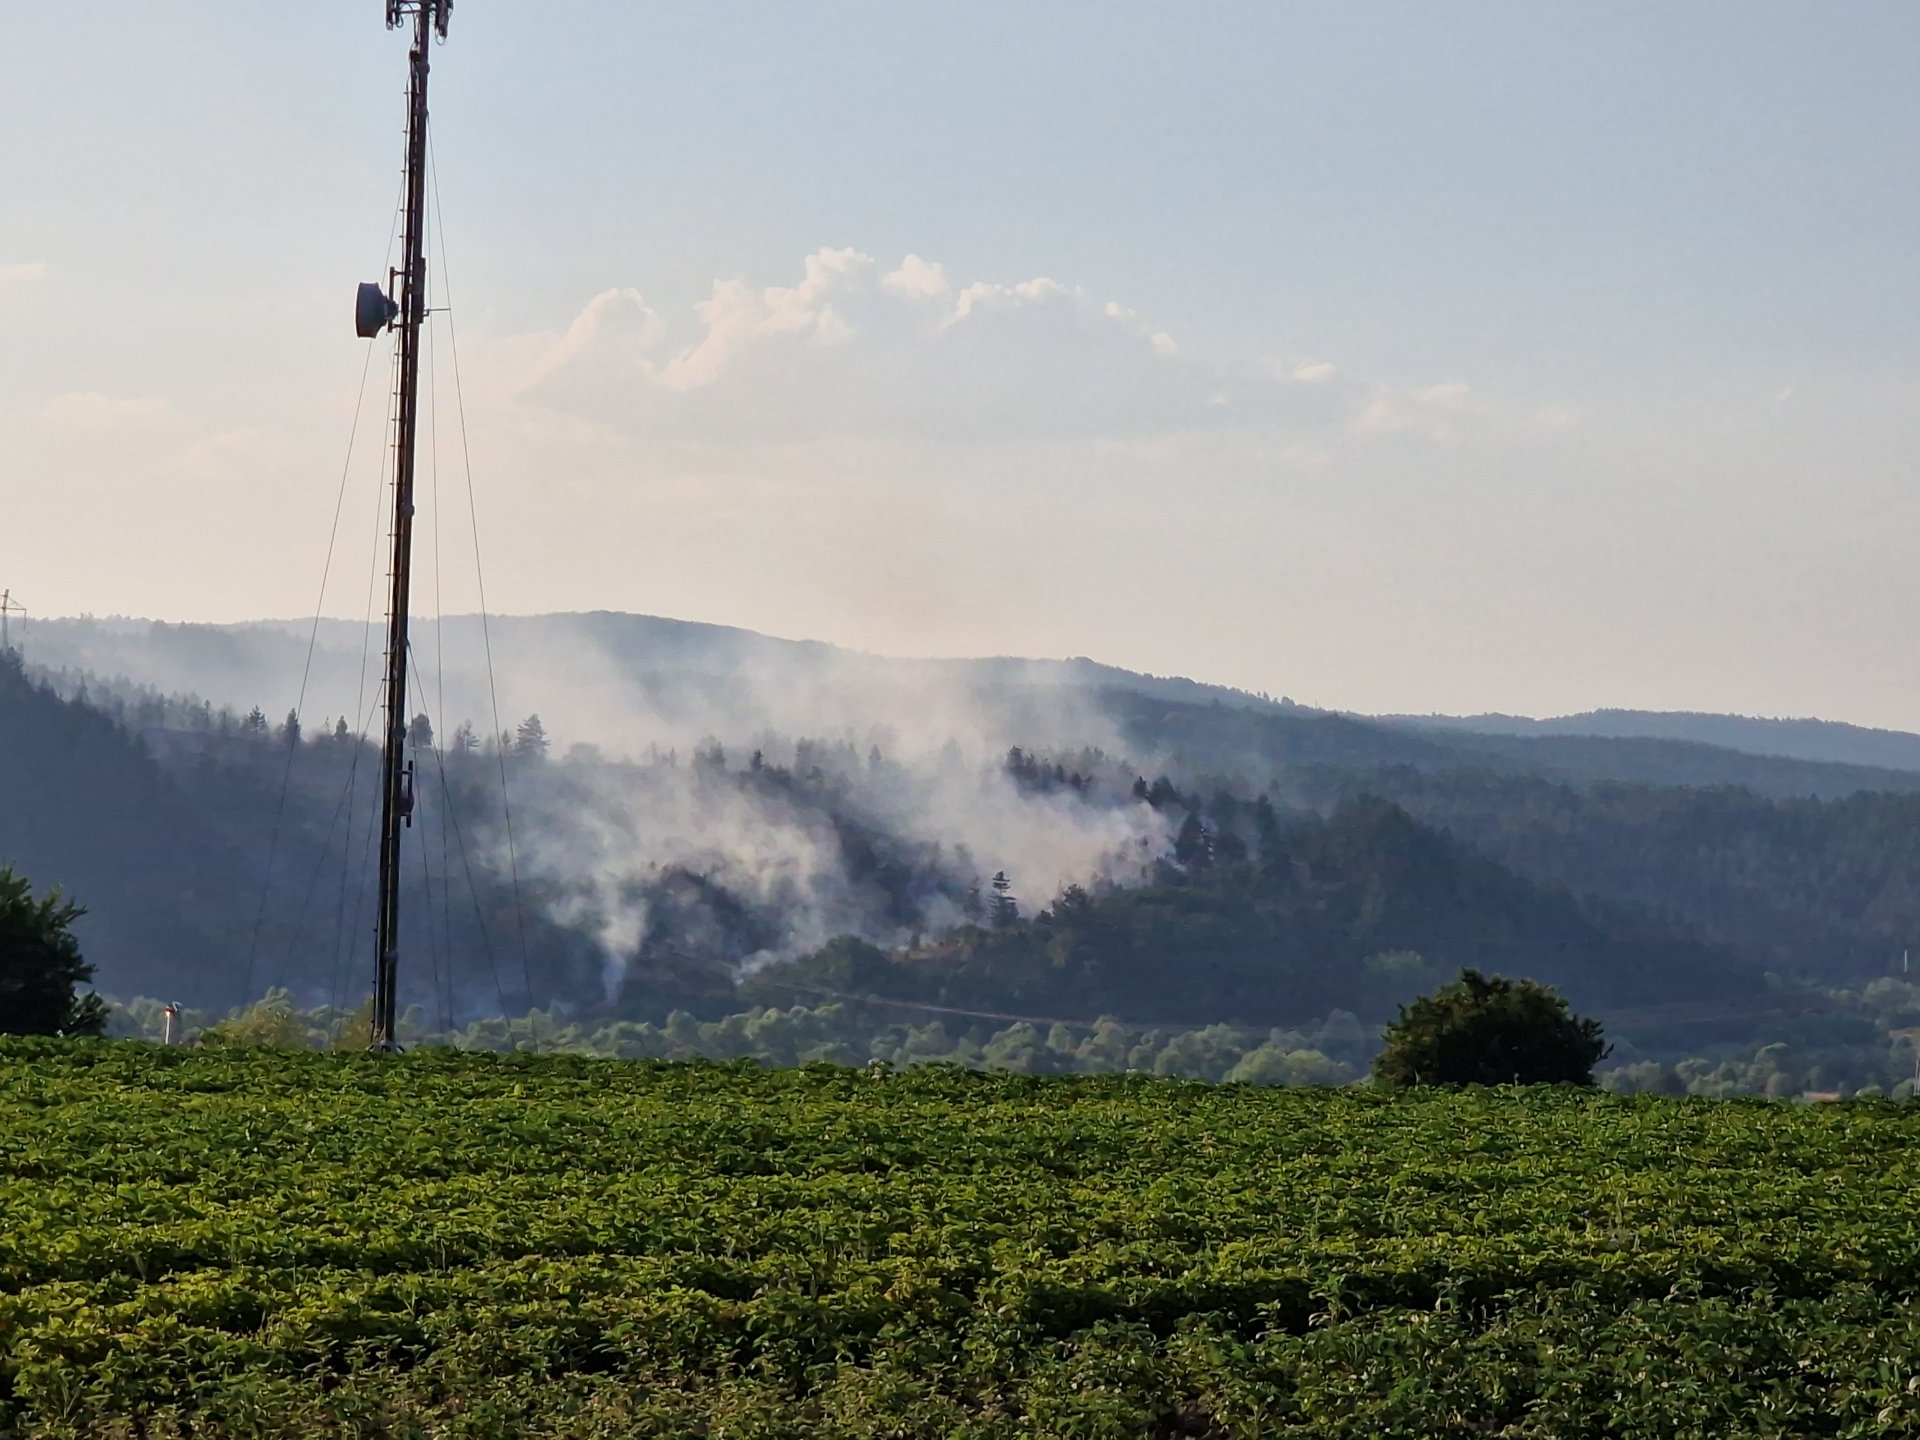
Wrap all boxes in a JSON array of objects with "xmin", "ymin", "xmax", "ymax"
[{"xmin": 6, "ymin": 1043, "xmax": 1920, "ymax": 1438}]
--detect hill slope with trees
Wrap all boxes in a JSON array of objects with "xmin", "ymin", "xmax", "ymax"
[
  {"xmin": 26, "ymin": 611, "xmax": 1920, "ymax": 800},
  {"xmin": 1392, "ymin": 707, "xmax": 1920, "ymax": 774},
  {"xmin": 9, "ymin": 633, "xmax": 1920, "ymax": 1080},
  {"xmin": 0, "ymin": 654, "xmax": 244, "ymax": 999}
]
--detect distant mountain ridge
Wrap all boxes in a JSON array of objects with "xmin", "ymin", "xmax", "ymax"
[
  {"xmin": 14, "ymin": 615, "xmax": 1920, "ymax": 1038},
  {"xmin": 20, "ymin": 610, "xmax": 1920, "ymax": 797},
  {"xmin": 21, "ymin": 611, "xmax": 1291, "ymax": 737},
  {"xmin": 1386, "ymin": 708, "xmax": 1920, "ymax": 776}
]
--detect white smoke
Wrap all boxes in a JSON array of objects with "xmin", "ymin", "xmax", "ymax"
[
  {"xmin": 23, "ymin": 609, "xmax": 1196, "ymax": 999},
  {"xmin": 474, "ymin": 643, "xmax": 1177, "ymax": 998}
]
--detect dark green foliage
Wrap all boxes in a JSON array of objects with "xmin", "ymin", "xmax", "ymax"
[
  {"xmin": 1102, "ymin": 685, "xmax": 1920, "ymax": 800},
  {"xmin": 1399, "ymin": 705, "xmax": 1920, "ymax": 771},
  {"xmin": 1302, "ymin": 766, "xmax": 1920, "ymax": 980},
  {"xmin": 988, "ymin": 869, "xmax": 1018, "ymax": 928},
  {"xmin": 0, "ymin": 867, "xmax": 105, "ymax": 1036},
  {"xmin": 1373, "ymin": 968, "xmax": 1608, "ymax": 1086},
  {"xmin": 12, "ymin": 642, "xmax": 1920, "ymax": 1087},
  {"xmin": 0, "ymin": 652, "xmax": 241, "ymax": 1002},
  {"xmin": 514, "ymin": 712, "xmax": 550, "ymax": 757},
  {"xmin": 759, "ymin": 797, "xmax": 1754, "ymax": 1033},
  {"xmin": 8, "ymin": 1045, "xmax": 1920, "ymax": 1436}
]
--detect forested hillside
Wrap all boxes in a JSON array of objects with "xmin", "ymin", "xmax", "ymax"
[
  {"xmin": 28, "ymin": 610, "xmax": 1920, "ymax": 799},
  {"xmin": 1299, "ymin": 766, "xmax": 1920, "ymax": 979},
  {"xmin": 1395, "ymin": 707, "xmax": 1920, "ymax": 773},
  {"xmin": 12, "ymin": 631, "xmax": 1920, "ymax": 1085},
  {"xmin": 1112, "ymin": 689, "xmax": 1920, "ymax": 800},
  {"xmin": 744, "ymin": 793, "xmax": 1762, "ymax": 1052},
  {"xmin": 0, "ymin": 654, "xmax": 240, "ymax": 996}
]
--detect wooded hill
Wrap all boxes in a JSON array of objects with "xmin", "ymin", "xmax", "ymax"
[
  {"xmin": 743, "ymin": 793, "xmax": 1766, "ymax": 1052},
  {"xmin": 7, "ymin": 636, "xmax": 1920, "ymax": 1066}
]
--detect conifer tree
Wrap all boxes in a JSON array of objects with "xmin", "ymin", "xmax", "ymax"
[
  {"xmin": 513, "ymin": 714, "xmax": 549, "ymax": 758},
  {"xmin": 989, "ymin": 871, "xmax": 1019, "ymax": 928}
]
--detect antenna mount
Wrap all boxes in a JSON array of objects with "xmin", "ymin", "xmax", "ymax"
[{"xmin": 387, "ymin": 0, "xmax": 451, "ymax": 39}]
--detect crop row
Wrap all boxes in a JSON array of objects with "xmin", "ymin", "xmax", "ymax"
[{"xmin": 4, "ymin": 1041, "xmax": 1920, "ymax": 1436}]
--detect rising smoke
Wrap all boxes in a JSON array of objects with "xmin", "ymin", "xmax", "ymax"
[
  {"xmin": 478, "ymin": 639, "xmax": 1176, "ymax": 999},
  {"xmin": 22, "ymin": 613, "xmax": 1185, "ymax": 1000}
]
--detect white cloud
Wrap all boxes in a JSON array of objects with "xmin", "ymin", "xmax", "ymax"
[
  {"xmin": 881, "ymin": 253, "xmax": 950, "ymax": 299},
  {"xmin": 521, "ymin": 288, "xmax": 667, "ymax": 402},
  {"xmin": 1348, "ymin": 379, "xmax": 1485, "ymax": 440},
  {"xmin": 666, "ymin": 246, "xmax": 872, "ymax": 391},
  {"xmin": 490, "ymin": 247, "xmax": 1520, "ymax": 458},
  {"xmin": 949, "ymin": 275, "xmax": 1077, "ymax": 324},
  {"xmin": 0, "ymin": 261, "xmax": 46, "ymax": 285},
  {"xmin": 507, "ymin": 248, "xmax": 1214, "ymax": 444}
]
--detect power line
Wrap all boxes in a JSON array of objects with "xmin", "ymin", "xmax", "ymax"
[
  {"xmin": 428, "ymin": 130, "xmax": 535, "ymax": 1011},
  {"xmin": 242, "ymin": 338, "xmax": 385, "ymax": 1006}
]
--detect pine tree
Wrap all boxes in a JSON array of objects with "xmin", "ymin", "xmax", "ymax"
[
  {"xmin": 1174, "ymin": 811, "xmax": 1212, "ymax": 869},
  {"xmin": 513, "ymin": 714, "xmax": 549, "ymax": 758},
  {"xmin": 989, "ymin": 871, "xmax": 1019, "ymax": 928},
  {"xmin": 1253, "ymin": 795, "xmax": 1283, "ymax": 858}
]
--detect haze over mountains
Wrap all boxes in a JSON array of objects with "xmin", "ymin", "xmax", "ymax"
[
  {"xmin": 12, "ymin": 608, "xmax": 1920, "ymax": 1093},
  {"xmin": 23, "ymin": 609, "xmax": 1920, "ymax": 787},
  {"xmin": 1388, "ymin": 709, "xmax": 1920, "ymax": 776}
]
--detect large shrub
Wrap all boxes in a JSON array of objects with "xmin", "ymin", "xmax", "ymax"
[
  {"xmin": 0, "ymin": 865, "xmax": 106, "ymax": 1036},
  {"xmin": 1373, "ymin": 968, "xmax": 1607, "ymax": 1086}
]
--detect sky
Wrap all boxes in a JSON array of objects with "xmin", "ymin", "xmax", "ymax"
[{"xmin": 2, "ymin": 1, "xmax": 1917, "ymax": 725}]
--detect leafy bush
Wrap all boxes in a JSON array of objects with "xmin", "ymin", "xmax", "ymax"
[
  {"xmin": 1373, "ymin": 968, "xmax": 1608, "ymax": 1086},
  {"xmin": 0, "ymin": 865, "xmax": 105, "ymax": 1036},
  {"xmin": 3, "ymin": 1046, "xmax": 1920, "ymax": 1436}
]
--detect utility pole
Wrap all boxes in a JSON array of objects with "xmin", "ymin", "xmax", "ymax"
[
  {"xmin": 0, "ymin": 589, "xmax": 22, "ymax": 656},
  {"xmin": 356, "ymin": 0, "xmax": 451, "ymax": 1050}
]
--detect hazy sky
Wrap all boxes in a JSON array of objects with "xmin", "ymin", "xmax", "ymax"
[{"xmin": 3, "ymin": 2, "xmax": 1917, "ymax": 724}]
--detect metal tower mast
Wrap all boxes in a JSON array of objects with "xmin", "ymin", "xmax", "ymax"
[
  {"xmin": 356, "ymin": 0, "xmax": 451, "ymax": 1049},
  {"xmin": 0, "ymin": 589, "xmax": 23, "ymax": 656}
]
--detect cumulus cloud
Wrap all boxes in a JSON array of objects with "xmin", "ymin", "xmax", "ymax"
[
  {"xmin": 468, "ymin": 246, "xmax": 1567, "ymax": 486},
  {"xmin": 509, "ymin": 248, "xmax": 1210, "ymax": 444},
  {"xmin": 881, "ymin": 253, "xmax": 950, "ymax": 299}
]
